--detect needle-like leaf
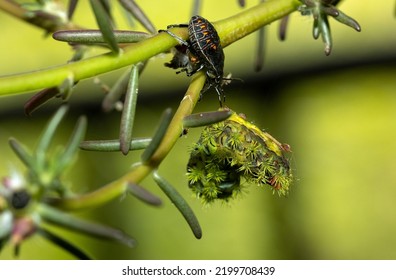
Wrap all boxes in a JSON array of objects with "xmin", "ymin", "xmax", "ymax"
[
  {"xmin": 102, "ymin": 69, "xmax": 131, "ymax": 112},
  {"xmin": 127, "ymin": 183, "xmax": 162, "ymax": 206},
  {"xmin": 118, "ymin": 0, "xmax": 156, "ymax": 34},
  {"xmin": 53, "ymin": 30, "xmax": 150, "ymax": 45},
  {"xmin": 54, "ymin": 116, "xmax": 87, "ymax": 176},
  {"xmin": 8, "ymin": 138, "xmax": 36, "ymax": 170},
  {"xmin": 80, "ymin": 138, "xmax": 151, "ymax": 152},
  {"xmin": 67, "ymin": 0, "xmax": 79, "ymax": 20},
  {"xmin": 191, "ymin": 0, "xmax": 202, "ymax": 17},
  {"xmin": 141, "ymin": 108, "xmax": 173, "ymax": 163},
  {"xmin": 183, "ymin": 110, "xmax": 232, "ymax": 128},
  {"xmin": 319, "ymin": 13, "xmax": 332, "ymax": 55},
  {"xmin": 312, "ymin": 14, "xmax": 320, "ymax": 39},
  {"xmin": 38, "ymin": 204, "xmax": 136, "ymax": 247},
  {"xmin": 36, "ymin": 105, "xmax": 68, "ymax": 168},
  {"xmin": 89, "ymin": 0, "xmax": 119, "ymax": 53},
  {"xmin": 37, "ymin": 227, "xmax": 92, "ymax": 259},
  {"xmin": 120, "ymin": 65, "xmax": 139, "ymax": 155},
  {"xmin": 153, "ymin": 171, "xmax": 202, "ymax": 239},
  {"xmin": 332, "ymin": 8, "xmax": 361, "ymax": 32}
]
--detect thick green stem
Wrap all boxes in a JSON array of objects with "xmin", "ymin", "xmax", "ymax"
[
  {"xmin": 0, "ymin": 33, "xmax": 177, "ymax": 95},
  {"xmin": 51, "ymin": 73, "xmax": 206, "ymax": 210},
  {"xmin": 0, "ymin": 0, "xmax": 300, "ymax": 96},
  {"xmin": 216, "ymin": 0, "xmax": 300, "ymax": 47}
]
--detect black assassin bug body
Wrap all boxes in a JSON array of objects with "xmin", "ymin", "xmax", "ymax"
[{"xmin": 162, "ymin": 15, "xmax": 226, "ymax": 106}]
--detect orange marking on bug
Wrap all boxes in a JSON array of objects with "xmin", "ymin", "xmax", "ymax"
[{"xmin": 190, "ymin": 56, "xmax": 198, "ymax": 63}]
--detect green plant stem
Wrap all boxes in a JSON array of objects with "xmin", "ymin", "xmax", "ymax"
[
  {"xmin": 0, "ymin": 33, "xmax": 177, "ymax": 95},
  {"xmin": 216, "ymin": 0, "xmax": 300, "ymax": 47},
  {"xmin": 0, "ymin": 0, "xmax": 300, "ymax": 96},
  {"xmin": 51, "ymin": 73, "xmax": 206, "ymax": 210}
]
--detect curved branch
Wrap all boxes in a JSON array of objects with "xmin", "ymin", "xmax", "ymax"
[
  {"xmin": 0, "ymin": 0, "xmax": 300, "ymax": 96},
  {"xmin": 50, "ymin": 72, "xmax": 206, "ymax": 210}
]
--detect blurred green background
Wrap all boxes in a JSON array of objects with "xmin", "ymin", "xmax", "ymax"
[{"xmin": 1, "ymin": 0, "xmax": 396, "ymax": 259}]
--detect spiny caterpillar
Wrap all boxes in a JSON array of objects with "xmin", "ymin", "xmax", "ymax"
[{"xmin": 187, "ymin": 111, "xmax": 292, "ymax": 204}]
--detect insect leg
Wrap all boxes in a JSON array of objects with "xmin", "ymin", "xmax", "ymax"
[
  {"xmin": 158, "ymin": 30, "xmax": 189, "ymax": 46},
  {"xmin": 185, "ymin": 63, "xmax": 204, "ymax": 77},
  {"xmin": 166, "ymin": 24, "xmax": 189, "ymax": 29},
  {"xmin": 214, "ymin": 86, "xmax": 225, "ymax": 107}
]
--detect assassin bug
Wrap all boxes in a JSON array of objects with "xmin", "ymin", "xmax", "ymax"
[{"xmin": 161, "ymin": 15, "xmax": 227, "ymax": 106}]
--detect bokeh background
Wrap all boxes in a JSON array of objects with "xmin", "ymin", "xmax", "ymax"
[{"xmin": 1, "ymin": 0, "xmax": 396, "ymax": 259}]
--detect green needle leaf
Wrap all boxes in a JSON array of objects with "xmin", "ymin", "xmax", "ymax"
[
  {"xmin": 118, "ymin": 0, "xmax": 156, "ymax": 34},
  {"xmin": 89, "ymin": 0, "xmax": 120, "ymax": 54},
  {"xmin": 80, "ymin": 138, "xmax": 151, "ymax": 152},
  {"xmin": 319, "ymin": 13, "xmax": 332, "ymax": 55},
  {"xmin": 322, "ymin": 5, "xmax": 339, "ymax": 17},
  {"xmin": 120, "ymin": 64, "xmax": 139, "ymax": 155},
  {"xmin": 312, "ymin": 17, "xmax": 320, "ymax": 39},
  {"xmin": 191, "ymin": 0, "xmax": 202, "ymax": 17},
  {"xmin": 53, "ymin": 30, "xmax": 151, "ymax": 45},
  {"xmin": 141, "ymin": 108, "xmax": 173, "ymax": 163},
  {"xmin": 183, "ymin": 110, "xmax": 232, "ymax": 128},
  {"xmin": 153, "ymin": 171, "xmax": 202, "ymax": 239},
  {"xmin": 54, "ymin": 116, "xmax": 87, "ymax": 175},
  {"xmin": 102, "ymin": 69, "xmax": 131, "ymax": 112},
  {"xmin": 37, "ymin": 227, "xmax": 92, "ymax": 260},
  {"xmin": 127, "ymin": 183, "xmax": 162, "ymax": 206},
  {"xmin": 8, "ymin": 138, "xmax": 36, "ymax": 170},
  {"xmin": 332, "ymin": 8, "xmax": 361, "ymax": 32},
  {"xmin": 67, "ymin": 0, "xmax": 79, "ymax": 20},
  {"xmin": 36, "ymin": 105, "xmax": 68, "ymax": 168},
  {"xmin": 38, "ymin": 204, "xmax": 136, "ymax": 247}
]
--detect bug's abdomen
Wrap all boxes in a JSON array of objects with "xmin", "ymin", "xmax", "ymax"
[
  {"xmin": 188, "ymin": 16, "xmax": 224, "ymax": 77},
  {"xmin": 189, "ymin": 16, "xmax": 221, "ymax": 51}
]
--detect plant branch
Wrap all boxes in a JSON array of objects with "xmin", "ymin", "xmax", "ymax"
[
  {"xmin": 0, "ymin": 0, "xmax": 81, "ymax": 32},
  {"xmin": 216, "ymin": 0, "xmax": 300, "ymax": 47},
  {"xmin": 0, "ymin": 0, "xmax": 300, "ymax": 96},
  {"xmin": 49, "ymin": 73, "xmax": 206, "ymax": 210}
]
